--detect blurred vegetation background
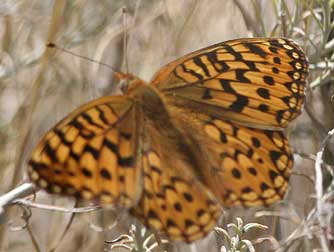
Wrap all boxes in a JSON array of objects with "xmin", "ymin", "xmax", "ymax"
[{"xmin": 0, "ymin": 0, "xmax": 333, "ymax": 251}]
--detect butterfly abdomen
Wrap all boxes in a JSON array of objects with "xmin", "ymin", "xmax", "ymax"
[{"xmin": 129, "ymin": 83, "xmax": 211, "ymax": 180}]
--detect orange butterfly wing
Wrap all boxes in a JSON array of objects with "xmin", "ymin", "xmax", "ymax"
[
  {"xmin": 131, "ymin": 121, "xmax": 221, "ymax": 242},
  {"xmin": 28, "ymin": 96, "xmax": 142, "ymax": 207},
  {"xmin": 152, "ymin": 38, "xmax": 308, "ymax": 128},
  {"xmin": 174, "ymin": 110, "xmax": 293, "ymax": 207}
]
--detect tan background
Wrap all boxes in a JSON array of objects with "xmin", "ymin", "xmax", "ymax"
[{"xmin": 0, "ymin": 0, "xmax": 332, "ymax": 251}]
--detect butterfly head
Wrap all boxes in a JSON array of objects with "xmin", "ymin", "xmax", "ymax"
[{"xmin": 113, "ymin": 71, "xmax": 146, "ymax": 95}]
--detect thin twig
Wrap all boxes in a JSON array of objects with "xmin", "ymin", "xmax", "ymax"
[
  {"xmin": 14, "ymin": 199, "xmax": 101, "ymax": 213},
  {"xmin": 0, "ymin": 183, "xmax": 36, "ymax": 223}
]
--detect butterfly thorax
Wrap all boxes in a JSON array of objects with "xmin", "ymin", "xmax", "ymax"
[{"xmin": 127, "ymin": 81, "xmax": 167, "ymax": 122}]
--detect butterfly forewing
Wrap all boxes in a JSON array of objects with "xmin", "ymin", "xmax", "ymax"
[
  {"xmin": 28, "ymin": 96, "xmax": 142, "ymax": 207},
  {"xmin": 152, "ymin": 38, "xmax": 308, "ymax": 128}
]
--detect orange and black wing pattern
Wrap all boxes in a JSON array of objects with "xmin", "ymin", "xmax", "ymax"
[
  {"xmin": 28, "ymin": 96, "xmax": 142, "ymax": 208},
  {"xmin": 152, "ymin": 38, "xmax": 308, "ymax": 128},
  {"xmin": 201, "ymin": 117, "xmax": 293, "ymax": 207},
  {"xmin": 131, "ymin": 123, "xmax": 221, "ymax": 242},
  {"xmin": 165, "ymin": 107, "xmax": 292, "ymax": 209}
]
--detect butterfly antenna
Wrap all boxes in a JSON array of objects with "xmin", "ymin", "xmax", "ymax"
[
  {"xmin": 46, "ymin": 42, "xmax": 135, "ymax": 82},
  {"xmin": 122, "ymin": 7, "xmax": 129, "ymax": 76},
  {"xmin": 120, "ymin": 7, "xmax": 131, "ymax": 93}
]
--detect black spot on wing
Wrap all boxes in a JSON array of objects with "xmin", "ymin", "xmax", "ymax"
[
  {"xmin": 269, "ymin": 46, "xmax": 278, "ymax": 53},
  {"xmin": 251, "ymin": 137, "xmax": 261, "ymax": 148},
  {"xmin": 273, "ymin": 57, "xmax": 281, "ymax": 64},
  {"xmin": 248, "ymin": 167, "xmax": 257, "ymax": 176},
  {"xmin": 220, "ymin": 131, "xmax": 228, "ymax": 143},
  {"xmin": 183, "ymin": 192, "xmax": 193, "ymax": 202},
  {"xmin": 258, "ymin": 104, "xmax": 269, "ymax": 112},
  {"xmin": 232, "ymin": 168, "xmax": 242, "ymax": 179},
  {"xmin": 100, "ymin": 168, "xmax": 112, "ymax": 180},
  {"xmin": 263, "ymin": 75, "xmax": 274, "ymax": 85},
  {"xmin": 257, "ymin": 88, "xmax": 270, "ymax": 99},
  {"xmin": 81, "ymin": 167, "xmax": 93, "ymax": 178}
]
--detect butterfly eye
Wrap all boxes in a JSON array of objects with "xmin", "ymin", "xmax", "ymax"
[{"xmin": 120, "ymin": 81, "xmax": 129, "ymax": 94}]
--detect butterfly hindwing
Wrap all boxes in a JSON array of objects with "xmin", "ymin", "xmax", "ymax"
[
  {"xmin": 203, "ymin": 119, "xmax": 292, "ymax": 207},
  {"xmin": 131, "ymin": 120, "xmax": 221, "ymax": 242},
  {"xmin": 170, "ymin": 108, "xmax": 293, "ymax": 208},
  {"xmin": 152, "ymin": 38, "xmax": 308, "ymax": 128},
  {"xmin": 28, "ymin": 96, "xmax": 142, "ymax": 207}
]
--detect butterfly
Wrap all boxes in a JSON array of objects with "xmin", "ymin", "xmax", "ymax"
[{"xmin": 28, "ymin": 37, "xmax": 308, "ymax": 242}]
